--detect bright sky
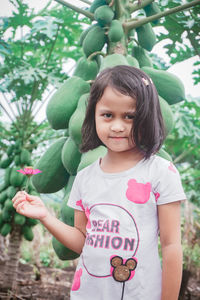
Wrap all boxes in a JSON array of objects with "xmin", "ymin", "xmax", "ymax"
[{"xmin": 0, "ymin": 0, "xmax": 199, "ymax": 125}]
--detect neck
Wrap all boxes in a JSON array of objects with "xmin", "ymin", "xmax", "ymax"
[{"xmin": 100, "ymin": 149, "xmax": 144, "ymax": 173}]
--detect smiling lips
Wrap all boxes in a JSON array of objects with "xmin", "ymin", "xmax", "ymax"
[{"xmin": 109, "ymin": 136, "xmax": 127, "ymax": 140}]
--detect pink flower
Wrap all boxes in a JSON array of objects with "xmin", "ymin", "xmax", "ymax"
[{"xmin": 17, "ymin": 167, "xmax": 42, "ymax": 177}]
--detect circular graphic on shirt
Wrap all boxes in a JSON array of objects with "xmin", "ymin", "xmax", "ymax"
[{"xmin": 82, "ymin": 203, "xmax": 139, "ymax": 278}]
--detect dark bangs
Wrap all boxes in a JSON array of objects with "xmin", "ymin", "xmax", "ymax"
[{"xmin": 80, "ymin": 65, "xmax": 166, "ymax": 159}]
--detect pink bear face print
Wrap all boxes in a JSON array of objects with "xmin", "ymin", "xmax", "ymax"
[
  {"xmin": 168, "ymin": 162, "xmax": 176, "ymax": 173},
  {"xmin": 126, "ymin": 179, "xmax": 151, "ymax": 204},
  {"xmin": 71, "ymin": 268, "xmax": 83, "ymax": 291}
]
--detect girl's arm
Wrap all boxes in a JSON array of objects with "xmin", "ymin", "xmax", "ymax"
[
  {"xmin": 158, "ymin": 201, "xmax": 183, "ymax": 300},
  {"xmin": 12, "ymin": 191, "xmax": 87, "ymax": 254},
  {"xmin": 40, "ymin": 209, "xmax": 87, "ymax": 254}
]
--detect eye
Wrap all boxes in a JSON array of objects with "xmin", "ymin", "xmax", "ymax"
[
  {"xmin": 103, "ymin": 113, "xmax": 112, "ymax": 119},
  {"xmin": 125, "ymin": 114, "xmax": 135, "ymax": 120}
]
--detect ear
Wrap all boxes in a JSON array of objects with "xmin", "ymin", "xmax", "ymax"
[
  {"xmin": 110, "ymin": 256, "xmax": 123, "ymax": 267},
  {"xmin": 125, "ymin": 258, "xmax": 137, "ymax": 271}
]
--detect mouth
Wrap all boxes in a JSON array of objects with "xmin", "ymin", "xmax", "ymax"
[{"xmin": 109, "ymin": 136, "xmax": 127, "ymax": 140}]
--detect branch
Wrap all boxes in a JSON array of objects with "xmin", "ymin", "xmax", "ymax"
[
  {"xmin": 54, "ymin": 0, "xmax": 94, "ymax": 20},
  {"xmin": 124, "ymin": 0, "xmax": 200, "ymax": 33},
  {"xmin": 32, "ymin": 88, "xmax": 56, "ymax": 118},
  {"xmin": 0, "ymin": 103, "xmax": 15, "ymax": 123},
  {"xmin": 79, "ymin": 0, "xmax": 92, "ymax": 5},
  {"xmin": 129, "ymin": 0, "xmax": 153, "ymax": 13},
  {"xmin": 1, "ymin": 93, "xmax": 17, "ymax": 119}
]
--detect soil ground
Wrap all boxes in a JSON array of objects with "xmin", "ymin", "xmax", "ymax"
[{"xmin": 0, "ymin": 261, "xmax": 200, "ymax": 299}]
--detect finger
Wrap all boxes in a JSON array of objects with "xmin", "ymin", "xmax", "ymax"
[
  {"xmin": 12, "ymin": 191, "xmax": 27, "ymax": 202},
  {"xmin": 12, "ymin": 194, "xmax": 26, "ymax": 204},
  {"xmin": 16, "ymin": 201, "xmax": 28, "ymax": 215},
  {"xmin": 13, "ymin": 197, "xmax": 27, "ymax": 209}
]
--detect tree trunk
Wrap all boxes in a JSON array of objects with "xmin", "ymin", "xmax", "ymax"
[
  {"xmin": 2, "ymin": 226, "xmax": 22, "ymax": 291},
  {"xmin": 0, "ymin": 235, "xmax": 7, "ymax": 262}
]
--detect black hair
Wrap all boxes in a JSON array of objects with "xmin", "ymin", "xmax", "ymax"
[{"xmin": 80, "ymin": 65, "xmax": 166, "ymax": 159}]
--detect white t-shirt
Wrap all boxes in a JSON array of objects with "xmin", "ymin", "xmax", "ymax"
[{"xmin": 67, "ymin": 155, "xmax": 186, "ymax": 300}]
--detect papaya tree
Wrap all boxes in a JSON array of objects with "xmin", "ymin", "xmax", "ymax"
[
  {"xmin": 0, "ymin": 0, "xmax": 86, "ymax": 291},
  {"xmin": 29, "ymin": 0, "xmax": 200, "ymax": 268}
]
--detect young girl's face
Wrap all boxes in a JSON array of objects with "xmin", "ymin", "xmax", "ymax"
[{"xmin": 95, "ymin": 86, "xmax": 137, "ymax": 154}]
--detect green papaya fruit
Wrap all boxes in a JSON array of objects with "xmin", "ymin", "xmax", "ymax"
[
  {"xmin": 73, "ymin": 56, "xmax": 99, "ymax": 81},
  {"xmin": 78, "ymin": 146, "xmax": 107, "ymax": 172},
  {"xmin": 61, "ymin": 137, "xmax": 81, "ymax": 176},
  {"xmin": 4, "ymin": 168, "xmax": 12, "ymax": 186},
  {"xmin": 108, "ymin": 20, "xmax": 124, "ymax": 42},
  {"xmin": 2, "ymin": 206, "xmax": 12, "ymax": 222},
  {"xmin": 14, "ymin": 155, "xmax": 20, "ymax": 165},
  {"xmin": 7, "ymin": 144, "xmax": 15, "ymax": 157},
  {"xmin": 144, "ymin": 3, "xmax": 161, "ymax": 25},
  {"xmin": 26, "ymin": 218, "xmax": 38, "ymax": 226},
  {"xmin": 79, "ymin": 23, "xmax": 98, "ymax": 46},
  {"xmin": 32, "ymin": 138, "xmax": 69, "ymax": 193},
  {"xmin": 14, "ymin": 213, "xmax": 26, "ymax": 225},
  {"xmin": 126, "ymin": 55, "xmax": 139, "ymax": 68},
  {"xmin": 0, "ymin": 191, "xmax": 7, "ymax": 204},
  {"xmin": 100, "ymin": 53, "xmax": 129, "ymax": 71},
  {"xmin": 0, "ymin": 212, "xmax": 3, "ymax": 228},
  {"xmin": 22, "ymin": 225, "xmax": 34, "ymax": 241},
  {"xmin": 142, "ymin": 67, "xmax": 185, "ymax": 104},
  {"xmin": 89, "ymin": 0, "xmax": 107, "ymax": 13},
  {"xmin": 136, "ymin": 23, "xmax": 156, "ymax": 51},
  {"xmin": 7, "ymin": 186, "xmax": 17, "ymax": 199},
  {"xmin": 68, "ymin": 93, "xmax": 88, "ymax": 146},
  {"xmin": 83, "ymin": 25, "xmax": 106, "ymax": 58},
  {"xmin": 0, "ymin": 182, "xmax": 7, "ymax": 193},
  {"xmin": 159, "ymin": 96, "xmax": 174, "ymax": 135},
  {"xmin": 46, "ymin": 77, "xmax": 90, "ymax": 130},
  {"xmin": 52, "ymin": 236, "xmax": 79, "ymax": 261},
  {"xmin": 4, "ymin": 199, "xmax": 15, "ymax": 212},
  {"xmin": 61, "ymin": 195, "xmax": 74, "ymax": 225},
  {"xmin": 20, "ymin": 149, "xmax": 31, "ymax": 165},
  {"xmin": 157, "ymin": 148, "xmax": 172, "ymax": 162},
  {"xmin": 1, "ymin": 223, "xmax": 12, "ymax": 236},
  {"xmin": 94, "ymin": 5, "xmax": 114, "ymax": 27},
  {"xmin": 0, "ymin": 157, "xmax": 13, "ymax": 169},
  {"xmin": 9, "ymin": 167, "xmax": 25, "ymax": 187},
  {"xmin": 132, "ymin": 46, "xmax": 153, "ymax": 68},
  {"xmin": 63, "ymin": 175, "xmax": 75, "ymax": 196}
]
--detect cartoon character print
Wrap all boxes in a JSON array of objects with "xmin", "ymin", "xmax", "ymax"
[
  {"xmin": 126, "ymin": 179, "xmax": 151, "ymax": 204},
  {"xmin": 71, "ymin": 268, "xmax": 83, "ymax": 291},
  {"xmin": 110, "ymin": 255, "xmax": 137, "ymax": 300}
]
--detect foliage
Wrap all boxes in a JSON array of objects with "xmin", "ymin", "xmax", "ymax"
[
  {"xmin": 156, "ymin": 0, "xmax": 200, "ymax": 85},
  {"xmin": 164, "ymin": 96, "xmax": 200, "ymax": 207}
]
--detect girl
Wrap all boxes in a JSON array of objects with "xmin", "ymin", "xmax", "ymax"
[{"xmin": 12, "ymin": 66, "xmax": 186, "ymax": 300}]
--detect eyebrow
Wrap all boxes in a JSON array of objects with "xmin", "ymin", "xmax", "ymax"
[{"xmin": 98, "ymin": 109, "xmax": 136, "ymax": 114}]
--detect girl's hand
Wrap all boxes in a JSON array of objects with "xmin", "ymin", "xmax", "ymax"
[{"xmin": 12, "ymin": 191, "xmax": 48, "ymax": 221}]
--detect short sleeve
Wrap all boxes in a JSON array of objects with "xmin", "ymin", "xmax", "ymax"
[
  {"xmin": 154, "ymin": 161, "xmax": 186, "ymax": 205},
  {"xmin": 67, "ymin": 174, "xmax": 85, "ymax": 211}
]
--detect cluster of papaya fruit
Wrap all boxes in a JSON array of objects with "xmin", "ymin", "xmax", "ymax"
[
  {"xmin": 0, "ymin": 136, "xmax": 38, "ymax": 240},
  {"xmin": 29, "ymin": 0, "xmax": 186, "ymax": 259}
]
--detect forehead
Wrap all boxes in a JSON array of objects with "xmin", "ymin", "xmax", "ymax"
[{"xmin": 96, "ymin": 86, "xmax": 136, "ymax": 111}]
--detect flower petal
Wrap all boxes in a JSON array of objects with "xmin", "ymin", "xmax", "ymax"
[{"xmin": 17, "ymin": 169, "xmax": 26, "ymax": 175}]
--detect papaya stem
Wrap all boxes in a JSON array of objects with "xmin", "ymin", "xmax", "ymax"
[
  {"xmin": 124, "ymin": 0, "xmax": 200, "ymax": 33},
  {"xmin": 128, "ymin": 0, "xmax": 153, "ymax": 13},
  {"xmin": 1, "ymin": 93, "xmax": 17, "ymax": 119},
  {"xmin": 115, "ymin": 0, "xmax": 125, "ymax": 19},
  {"xmin": 109, "ymin": 0, "xmax": 115, "ymax": 7},
  {"xmin": 54, "ymin": 0, "xmax": 94, "ymax": 20},
  {"xmin": 88, "ymin": 51, "xmax": 106, "ymax": 60}
]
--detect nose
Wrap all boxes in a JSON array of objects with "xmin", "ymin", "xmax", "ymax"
[{"xmin": 110, "ymin": 120, "xmax": 125, "ymax": 132}]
